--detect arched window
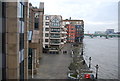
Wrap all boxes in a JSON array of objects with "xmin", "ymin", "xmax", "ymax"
[{"xmin": 51, "ymin": 18, "xmax": 60, "ymax": 27}]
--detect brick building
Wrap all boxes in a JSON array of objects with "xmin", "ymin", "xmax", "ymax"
[
  {"xmin": 28, "ymin": 2, "xmax": 44, "ymax": 78},
  {"xmin": 63, "ymin": 19, "xmax": 84, "ymax": 43},
  {"xmin": 66, "ymin": 24, "xmax": 76, "ymax": 43}
]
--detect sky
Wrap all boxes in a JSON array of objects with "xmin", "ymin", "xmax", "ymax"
[{"xmin": 29, "ymin": 0, "xmax": 119, "ymax": 33}]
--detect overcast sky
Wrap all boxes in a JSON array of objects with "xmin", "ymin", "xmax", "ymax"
[{"xmin": 29, "ymin": 0, "xmax": 119, "ymax": 33}]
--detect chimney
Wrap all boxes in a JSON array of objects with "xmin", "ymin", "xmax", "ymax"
[{"xmin": 39, "ymin": 2, "xmax": 44, "ymax": 9}]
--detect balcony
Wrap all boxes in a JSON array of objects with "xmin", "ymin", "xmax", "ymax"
[
  {"xmin": 50, "ymin": 35, "xmax": 61, "ymax": 39},
  {"xmin": 50, "ymin": 41, "xmax": 61, "ymax": 45},
  {"xmin": 50, "ymin": 31, "xmax": 60, "ymax": 33}
]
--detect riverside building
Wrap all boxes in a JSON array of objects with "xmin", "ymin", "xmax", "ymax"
[
  {"xmin": 63, "ymin": 19, "xmax": 84, "ymax": 43},
  {"xmin": 1, "ymin": 1, "xmax": 44, "ymax": 79},
  {"xmin": 43, "ymin": 15, "xmax": 67, "ymax": 54}
]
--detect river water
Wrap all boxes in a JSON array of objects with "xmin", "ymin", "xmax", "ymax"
[{"xmin": 83, "ymin": 36, "xmax": 118, "ymax": 79}]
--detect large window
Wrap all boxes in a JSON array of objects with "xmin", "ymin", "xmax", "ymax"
[
  {"xmin": 18, "ymin": 2, "xmax": 25, "ymax": 80},
  {"xmin": 51, "ymin": 18, "xmax": 60, "ymax": 27},
  {"xmin": 45, "ymin": 33, "xmax": 49, "ymax": 37},
  {"xmin": 35, "ymin": 22, "xmax": 39, "ymax": 29},
  {"xmin": 45, "ymin": 39, "xmax": 48, "ymax": 42},
  {"xmin": 45, "ymin": 22, "xmax": 49, "ymax": 26},
  {"xmin": 45, "ymin": 28, "xmax": 49, "ymax": 31},
  {"xmin": 50, "ymin": 34, "xmax": 60, "ymax": 38},
  {"xmin": 34, "ymin": 18, "xmax": 39, "ymax": 29},
  {"xmin": 45, "ymin": 16, "xmax": 49, "ymax": 20},
  {"xmin": 51, "ymin": 28, "xmax": 60, "ymax": 32}
]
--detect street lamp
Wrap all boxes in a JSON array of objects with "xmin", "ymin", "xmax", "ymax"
[
  {"xmin": 95, "ymin": 64, "xmax": 99, "ymax": 79},
  {"xmin": 89, "ymin": 57, "xmax": 91, "ymax": 68}
]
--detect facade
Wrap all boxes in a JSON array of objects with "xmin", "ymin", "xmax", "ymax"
[
  {"xmin": 65, "ymin": 24, "xmax": 76, "ymax": 43},
  {"xmin": 63, "ymin": 19, "xmax": 84, "ymax": 43},
  {"xmin": 2, "ymin": 1, "xmax": 44, "ymax": 79},
  {"xmin": 43, "ymin": 15, "xmax": 67, "ymax": 54},
  {"xmin": 2, "ymin": 1, "xmax": 29, "ymax": 79},
  {"xmin": 28, "ymin": 2, "xmax": 44, "ymax": 78}
]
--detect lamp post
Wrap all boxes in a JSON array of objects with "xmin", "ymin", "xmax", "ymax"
[
  {"xmin": 95, "ymin": 64, "xmax": 99, "ymax": 79},
  {"xmin": 89, "ymin": 57, "xmax": 91, "ymax": 68},
  {"xmin": 81, "ymin": 48, "xmax": 83, "ymax": 55}
]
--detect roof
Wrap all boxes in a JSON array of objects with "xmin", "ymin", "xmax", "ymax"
[{"xmin": 63, "ymin": 20, "xmax": 84, "ymax": 22}]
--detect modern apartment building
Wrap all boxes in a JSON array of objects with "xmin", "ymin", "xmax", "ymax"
[
  {"xmin": 1, "ymin": 1, "xmax": 44, "ymax": 79},
  {"xmin": 63, "ymin": 19, "xmax": 84, "ymax": 43},
  {"xmin": 43, "ymin": 15, "xmax": 67, "ymax": 54}
]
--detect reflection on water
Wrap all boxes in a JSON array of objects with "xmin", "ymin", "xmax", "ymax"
[{"xmin": 83, "ymin": 37, "xmax": 118, "ymax": 79}]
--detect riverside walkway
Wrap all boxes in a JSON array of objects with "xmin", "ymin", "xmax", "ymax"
[
  {"xmin": 33, "ymin": 43, "xmax": 89, "ymax": 79},
  {"xmin": 33, "ymin": 43, "xmax": 73, "ymax": 79}
]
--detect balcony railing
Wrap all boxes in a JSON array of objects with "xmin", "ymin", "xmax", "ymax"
[
  {"xmin": 50, "ymin": 31, "xmax": 60, "ymax": 33},
  {"xmin": 50, "ymin": 41, "xmax": 61, "ymax": 45},
  {"xmin": 50, "ymin": 36, "xmax": 60, "ymax": 38}
]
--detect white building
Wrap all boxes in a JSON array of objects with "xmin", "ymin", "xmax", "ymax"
[{"xmin": 43, "ymin": 15, "xmax": 67, "ymax": 54}]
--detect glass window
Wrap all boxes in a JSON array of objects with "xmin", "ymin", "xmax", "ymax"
[
  {"xmin": 20, "ymin": 33, "xmax": 24, "ymax": 51},
  {"xmin": 45, "ymin": 39, "xmax": 48, "ymax": 42},
  {"xmin": 34, "ymin": 22, "xmax": 39, "ymax": 29},
  {"xmin": 45, "ymin": 16, "xmax": 49, "ymax": 20},
  {"xmin": 51, "ymin": 18, "xmax": 60, "ymax": 27},
  {"xmin": 45, "ymin": 33, "xmax": 49, "ymax": 37},
  {"xmin": 45, "ymin": 22, "xmax": 49, "ymax": 26},
  {"xmin": 51, "ymin": 28, "xmax": 60, "ymax": 32},
  {"xmin": 45, "ymin": 28, "xmax": 49, "ymax": 31},
  {"xmin": 61, "ymin": 39, "xmax": 64, "ymax": 42},
  {"xmin": 28, "ymin": 31, "xmax": 33, "ymax": 41}
]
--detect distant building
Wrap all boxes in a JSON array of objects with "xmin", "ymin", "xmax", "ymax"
[
  {"xmin": 94, "ymin": 31, "xmax": 106, "ymax": 34},
  {"xmin": 106, "ymin": 29, "xmax": 114, "ymax": 34},
  {"xmin": 63, "ymin": 19, "xmax": 84, "ymax": 43}
]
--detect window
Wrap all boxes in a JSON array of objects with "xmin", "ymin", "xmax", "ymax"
[
  {"xmin": 45, "ymin": 22, "xmax": 49, "ymax": 26},
  {"xmin": 71, "ymin": 28, "xmax": 74, "ymax": 30},
  {"xmin": 45, "ymin": 33, "xmax": 49, "ymax": 37},
  {"xmin": 45, "ymin": 16, "xmax": 49, "ymax": 20},
  {"xmin": 34, "ymin": 18, "xmax": 39, "ymax": 29},
  {"xmin": 20, "ymin": 33, "xmax": 24, "ymax": 51},
  {"xmin": 35, "ymin": 22, "xmax": 39, "ymax": 29},
  {"xmin": 61, "ymin": 39, "xmax": 64, "ymax": 42},
  {"xmin": 51, "ymin": 17, "xmax": 60, "ymax": 27},
  {"xmin": 45, "ymin": 28, "xmax": 49, "ymax": 31},
  {"xmin": 51, "ymin": 28, "xmax": 60, "ymax": 32},
  {"xmin": 45, "ymin": 39, "xmax": 48, "ymax": 42},
  {"xmin": 28, "ymin": 31, "xmax": 33, "ymax": 41},
  {"xmin": 18, "ymin": 2, "xmax": 24, "ymax": 21},
  {"xmin": 35, "ymin": 13, "xmax": 39, "ymax": 18}
]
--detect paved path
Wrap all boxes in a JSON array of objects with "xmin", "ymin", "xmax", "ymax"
[{"xmin": 33, "ymin": 44, "xmax": 73, "ymax": 79}]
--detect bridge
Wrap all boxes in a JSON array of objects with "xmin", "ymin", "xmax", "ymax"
[{"xmin": 84, "ymin": 33, "xmax": 120, "ymax": 38}]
